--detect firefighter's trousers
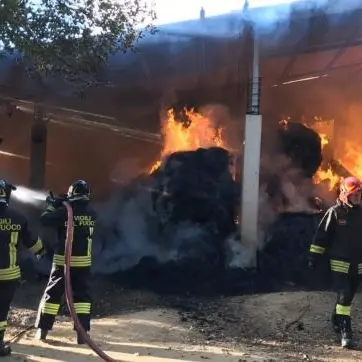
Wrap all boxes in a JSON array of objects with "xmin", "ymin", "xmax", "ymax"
[
  {"xmin": 331, "ymin": 263, "xmax": 362, "ymax": 334},
  {"xmin": 0, "ymin": 280, "xmax": 18, "ymax": 337},
  {"xmin": 35, "ymin": 265, "xmax": 91, "ymax": 331}
]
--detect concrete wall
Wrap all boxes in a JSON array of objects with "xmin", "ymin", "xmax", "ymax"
[{"xmin": 0, "ymin": 109, "xmax": 31, "ymax": 185}]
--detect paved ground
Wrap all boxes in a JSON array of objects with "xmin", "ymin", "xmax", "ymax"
[{"xmin": 3, "ymin": 279, "xmax": 362, "ymax": 361}]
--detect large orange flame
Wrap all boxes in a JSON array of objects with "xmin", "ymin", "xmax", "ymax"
[
  {"xmin": 337, "ymin": 140, "xmax": 362, "ymax": 181},
  {"xmin": 150, "ymin": 108, "xmax": 226, "ymax": 173},
  {"xmin": 151, "ymin": 110, "xmax": 360, "ymax": 195},
  {"xmin": 312, "ymin": 131, "xmax": 340, "ymax": 190}
]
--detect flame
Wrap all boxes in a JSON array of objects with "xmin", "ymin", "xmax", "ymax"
[
  {"xmin": 314, "ymin": 166, "xmax": 341, "ymax": 191},
  {"xmin": 150, "ymin": 108, "xmax": 226, "ymax": 173},
  {"xmin": 310, "ymin": 120, "xmax": 341, "ymax": 190},
  {"xmin": 279, "ymin": 118, "xmax": 290, "ymax": 129},
  {"xmin": 151, "ymin": 110, "xmax": 362, "ymax": 193},
  {"xmin": 312, "ymin": 131, "xmax": 340, "ymax": 190},
  {"xmin": 337, "ymin": 141, "xmax": 362, "ymax": 181},
  {"xmin": 319, "ymin": 133, "xmax": 329, "ymax": 148},
  {"xmin": 280, "ymin": 117, "xmax": 362, "ymax": 191}
]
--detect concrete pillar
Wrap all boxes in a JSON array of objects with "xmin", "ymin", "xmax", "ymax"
[
  {"xmin": 200, "ymin": 7, "xmax": 205, "ymax": 20},
  {"xmin": 241, "ymin": 26, "xmax": 261, "ymax": 268},
  {"xmin": 29, "ymin": 105, "xmax": 47, "ymax": 189}
]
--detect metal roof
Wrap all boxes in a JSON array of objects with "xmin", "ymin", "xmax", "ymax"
[
  {"xmin": 0, "ymin": 1, "xmax": 361, "ymax": 115},
  {"xmin": 109, "ymin": 2, "xmax": 362, "ymax": 89}
]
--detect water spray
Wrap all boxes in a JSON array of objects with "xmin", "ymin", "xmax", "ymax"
[{"xmin": 11, "ymin": 186, "xmax": 48, "ymax": 206}]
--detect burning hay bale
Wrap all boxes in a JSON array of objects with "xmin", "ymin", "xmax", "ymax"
[
  {"xmin": 277, "ymin": 121, "xmax": 323, "ymax": 178},
  {"xmin": 264, "ymin": 121, "xmax": 324, "ymax": 211},
  {"xmin": 152, "ymin": 146, "xmax": 237, "ymax": 239},
  {"xmin": 255, "ymin": 121, "xmax": 330, "ymax": 288}
]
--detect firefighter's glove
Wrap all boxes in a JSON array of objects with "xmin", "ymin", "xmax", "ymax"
[
  {"xmin": 45, "ymin": 195, "xmax": 53, "ymax": 204},
  {"xmin": 53, "ymin": 199, "xmax": 63, "ymax": 208},
  {"xmin": 46, "ymin": 195, "xmax": 62, "ymax": 208}
]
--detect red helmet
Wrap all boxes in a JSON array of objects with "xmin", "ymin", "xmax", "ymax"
[{"xmin": 339, "ymin": 176, "xmax": 362, "ymax": 203}]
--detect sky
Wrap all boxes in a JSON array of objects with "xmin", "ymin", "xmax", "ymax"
[{"xmin": 154, "ymin": 0, "xmax": 299, "ymax": 25}]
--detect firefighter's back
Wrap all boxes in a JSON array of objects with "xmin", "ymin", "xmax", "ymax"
[
  {"xmin": 329, "ymin": 202, "xmax": 362, "ymax": 264},
  {"xmin": 0, "ymin": 205, "xmax": 27, "ymax": 280},
  {"xmin": 35, "ymin": 179, "xmax": 96, "ymax": 343},
  {"xmin": 50, "ymin": 201, "xmax": 96, "ymax": 268},
  {"xmin": 60, "ymin": 201, "xmax": 95, "ymax": 268}
]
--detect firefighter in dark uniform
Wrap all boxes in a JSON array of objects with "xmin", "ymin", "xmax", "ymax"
[
  {"xmin": 35, "ymin": 180, "xmax": 96, "ymax": 344},
  {"xmin": 0, "ymin": 180, "xmax": 45, "ymax": 356},
  {"xmin": 308, "ymin": 176, "xmax": 362, "ymax": 348}
]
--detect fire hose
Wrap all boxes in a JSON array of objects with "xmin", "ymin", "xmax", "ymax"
[{"xmin": 63, "ymin": 201, "xmax": 122, "ymax": 362}]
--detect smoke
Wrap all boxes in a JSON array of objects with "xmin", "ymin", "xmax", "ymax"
[
  {"xmin": 5, "ymin": 108, "xmax": 328, "ymax": 276},
  {"xmin": 91, "ymin": 159, "xmax": 317, "ymax": 274},
  {"xmin": 224, "ymin": 186, "xmax": 277, "ymax": 269},
  {"xmin": 90, "ymin": 105, "xmax": 233, "ymax": 274},
  {"xmin": 257, "ymin": 152, "xmax": 319, "ymax": 260},
  {"xmin": 110, "ymin": 158, "xmax": 145, "ymax": 185},
  {"xmin": 141, "ymin": 0, "xmax": 362, "ymax": 42},
  {"xmin": 92, "ymin": 177, "xmax": 219, "ymax": 274},
  {"xmin": 92, "ymin": 180, "xmax": 161, "ymax": 274},
  {"xmin": 90, "ymin": 106, "xmax": 325, "ymax": 274},
  {"xmin": 251, "ymin": 0, "xmax": 362, "ymax": 44},
  {"xmin": 106, "ymin": 0, "xmax": 362, "ymax": 93}
]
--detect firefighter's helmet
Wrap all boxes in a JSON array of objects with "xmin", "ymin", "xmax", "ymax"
[
  {"xmin": 0, "ymin": 180, "xmax": 15, "ymax": 204},
  {"xmin": 339, "ymin": 176, "xmax": 362, "ymax": 204},
  {"xmin": 67, "ymin": 180, "xmax": 90, "ymax": 201},
  {"xmin": 0, "ymin": 180, "xmax": 8, "ymax": 204}
]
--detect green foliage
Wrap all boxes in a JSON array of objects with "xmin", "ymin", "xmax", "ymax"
[{"xmin": 0, "ymin": 0, "xmax": 156, "ymax": 85}]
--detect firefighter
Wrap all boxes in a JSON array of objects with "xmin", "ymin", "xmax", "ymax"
[
  {"xmin": 0, "ymin": 180, "xmax": 45, "ymax": 356},
  {"xmin": 308, "ymin": 176, "xmax": 362, "ymax": 349},
  {"xmin": 34, "ymin": 180, "xmax": 96, "ymax": 344}
]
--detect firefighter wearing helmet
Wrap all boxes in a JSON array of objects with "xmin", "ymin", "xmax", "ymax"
[
  {"xmin": 308, "ymin": 176, "xmax": 362, "ymax": 348},
  {"xmin": 34, "ymin": 180, "xmax": 97, "ymax": 344},
  {"xmin": 0, "ymin": 180, "xmax": 45, "ymax": 357}
]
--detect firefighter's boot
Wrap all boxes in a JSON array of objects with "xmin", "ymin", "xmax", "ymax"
[
  {"xmin": 75, "ymin": 317, "xmax": 90, "ymax": 345},
  {"xmin": 34, "ymin": 328, "xmax": 48, "ymax": 341},
  {"xmin": 340, "ymin": 316, "xmax": 353, "ymax": 349},
  {"xmin": 331, "ymin": 311, "xmax": 340, "ymax": 333},
  {"xmin": 77, "ymin": 332, "xmax": 86, "ymax": 345},
  {"xmin": 0, "ymin": 331, "xmax": 11, "ymax": 357}
]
